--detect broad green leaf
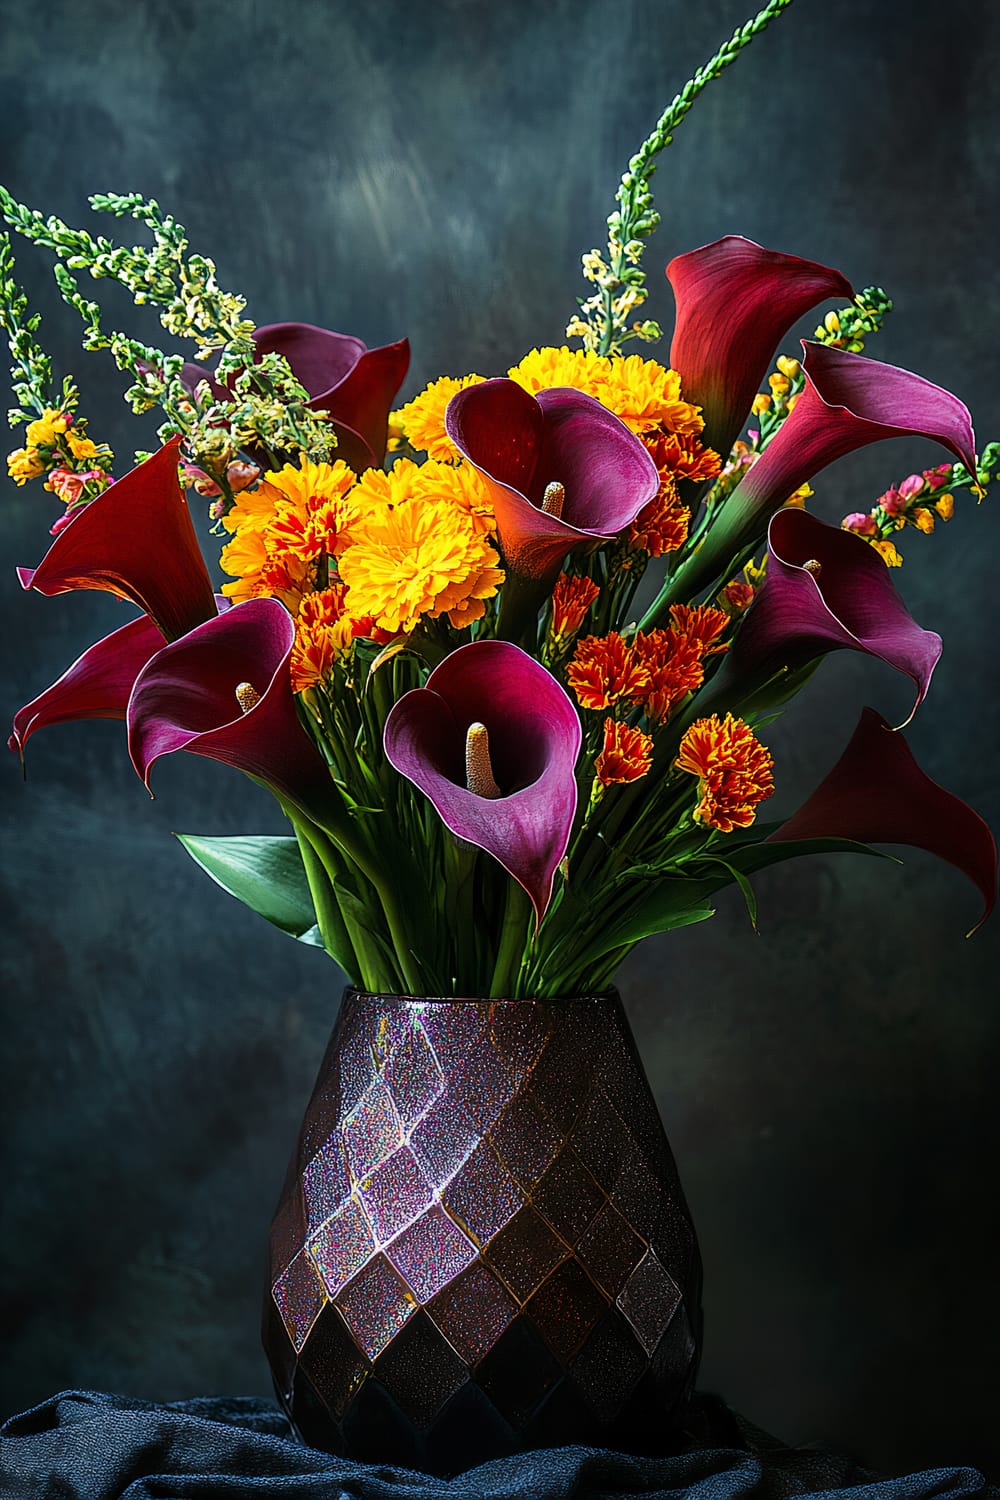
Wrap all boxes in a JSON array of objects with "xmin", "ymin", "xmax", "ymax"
[{"xmin": 175, "ymin": 834, "xmax": 323, "ymax": 946}]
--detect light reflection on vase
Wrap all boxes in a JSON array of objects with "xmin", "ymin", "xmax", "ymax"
[{"xmin": 263, "ymin": 989, "xmax": 702, "ymax": 1475}]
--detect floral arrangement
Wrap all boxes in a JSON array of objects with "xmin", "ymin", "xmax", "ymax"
[{"xmin": 3, "ymin": 0, "xmax": 996, "ymax": 1003}]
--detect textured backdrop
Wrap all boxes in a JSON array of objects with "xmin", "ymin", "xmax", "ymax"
[{"xmin": 1, "ymin": 0, "xmax": 999, "ymax": 1480}]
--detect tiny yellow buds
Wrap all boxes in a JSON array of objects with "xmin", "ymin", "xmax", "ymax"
[
  {"xmin": 541, "ymin": 480, "xmax": 566, "ymax": 519},
  {"xmin": 913, "ymin": 507, "xmax": 935, "ymax": 534},
  {"xmin": 935, "ymin": 493, "xmax": 955, "ymax": 520},
  {"xmin": 465, "ymin": 722, "xmax": 502, "ymax": 799},
  {"xmin": 6, "ymin": 447, "xmax": 47, "ymax": 484},
  {"xmin": 786, "ymin": 392, "xmax": 801, "ymax": 413},
  {"xmin": 768, "ymin": 373, "xmax": 791, "ymax": 397},
  {"xmin": 235, "ymin": 681, "xmax": 261, "ymax": 713},
  {"xmin": 776, "ymin": 355, "xmax": 801, "ymax": 379},
  {"xmin": 873, "ymin": 538, "xmax": 903, "ymax": 568},
  {"xmin": 824, "ymin": 311, "xmax": 842, "ymax": 334},
  {"xmin": 751, "ymin": 393, "xmax": 772, "ymax": 415}
]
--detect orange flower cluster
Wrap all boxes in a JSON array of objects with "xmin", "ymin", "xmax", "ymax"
[
  {"xmin": 675, "ymin": 713, "xmax": 774, "ymax": 832},
  {"xmin": 567, "ymin": 606, "xmax": 730, "ymax": 724},
  {"xmin": 548, "ymin": 573, "xmax": 600, "ymax": 652},
  {"xmin": 595, "ymin": 720, "xmax": 654, "ymax": 786},
  {"xmin": 629, "ymin": 430, "xmax": 722, "ymax": 558}
]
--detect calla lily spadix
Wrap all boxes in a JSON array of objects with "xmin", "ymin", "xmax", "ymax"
[
  {"xmin": 445, "ymin": 379, "xmax": 658, "ymax": 595},
  {"xmin": 384, "ymin": 640, "xmax": 581, "ymax": 926},
  {"xmin": 667, "ymin": 234, "xmax": 854, "ymax": 463},
  {"xmin": 771, "ymin": 707, "xmax": 997, "ymax": 934},
  {"xmin": 17, "ymin": 438, "xmax": 217, "ymax": 643},
  {"xmin": 183, "ymin": 322, "xmax": 410, "ymax": 472},
  {"xmin": 127, "ymin": 598, "xmax": 337, "ymax": 824},
  {"xmin": 721, "ymin": 508, "xmax": 942, "ymax": 725}
]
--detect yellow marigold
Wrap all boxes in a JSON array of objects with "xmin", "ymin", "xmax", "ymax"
[
  {"xmin": 595, "ymin": 719, "xmax": 653, "ymax": 786},
  {"xmin": 25, "ymin": 409, "xmax": 68, "ymax": 448},
  {"xmin": 396, "ymin": 374, "xmax": 487, "ymax": 462},
  {"xmin": 6, "ymin": 447, "xmax": 46, "ymax": 484},
  {"xmin": 220, "ymin": 457, "xmax": 358, "ymax": 609},
  {"xmin": 675, "ymin": 713, "xmax": 775, "ymax": 833},
  {"xmin": 873, "ymin": 538, "xmax": 903, "ymax": 567},
  {"xmin": 509, "ymin": 347, "xmax": 704, "ymax": 436},
  {"xmin": 339, "ymin": 463, "xmax": 504, "ymax": 633}
]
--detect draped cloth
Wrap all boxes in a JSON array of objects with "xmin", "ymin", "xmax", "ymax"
[{"xmin": 1, "ymin": 1390, "xmax": 996, "ymax": 1500}]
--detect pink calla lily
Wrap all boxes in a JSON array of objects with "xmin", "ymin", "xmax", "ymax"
[
  {"xmin": 725, "ymin": 509, "xmax": 942, "ymax": 723},
  {"xmin": 445, "ymin": 379, "xmax": 658, "ymax": 588},
  {"xmin": 183, "ymin": 322, "xmax": 410, "ymax": 472},
  {"xmin": 667, "ymin": 235, "xmax": 854, "ymax": 461},
  {"xmin": 384, "ymin": 640, "xmax": 581, "ymax": 925},
  {"xmin": 18, "ymin": 439, "xmax": 217, "ymax": 643},
  {"xmin": 127, "ymin": 598, "xmax": 335, "ymax": 822},
  {"xmin": 771, "ymin": 707, "xmax": 997, "ymax": 932}
]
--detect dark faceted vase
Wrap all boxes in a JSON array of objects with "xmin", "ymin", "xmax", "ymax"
[{"xmin": 263, "ymin": 989, "xmax": 702, "ymax": 1474}]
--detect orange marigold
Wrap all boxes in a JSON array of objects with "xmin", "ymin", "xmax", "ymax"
[
  {"xmin": 595, "ymin": 719, "xmax": 653, "ymax": 785},
  {"xmin": 629, "ymin": 475, "xmax": 690, "ymax": 557},
  {"xmin": 631, "ymin": 629, "xmax": 706, "ymax": 724},
  {"xmin": 396, "ymin": 375, "xmax": 487, "ymax": 463},
  {"xmin": 669, "ymin": 603, "xmax": 730, "ymax": 656},
  {"xmin": 567, "ymin": 633, "xmax": 650, "ymax": 713},
  {"xmin": 549, "ymin": 573, "xmax": 600, "ymax": 647},
  {"xmin": 675, "ymin": 714, "xmax": 775, "ymax": 833},
  {"xmin": 290, "ymin": 588, "xmax": 353, "ymax": 693},
  {"xmin": 642, "ymin": 429, "xmax": 722, "ymax": 485}
]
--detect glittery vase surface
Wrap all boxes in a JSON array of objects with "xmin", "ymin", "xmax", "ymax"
[{"xmin": 263, "ymin": 988, "xmax": 702, "ymax": 1475}]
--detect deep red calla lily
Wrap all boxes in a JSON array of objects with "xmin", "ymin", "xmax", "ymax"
[
  {"xmin": 10, "ymin": 613, "xmax": 166, "ymax": 758},
  {"xmin": 445, "ymin": 379, "xmax": 658, "ymax": 588},
  {"xmin": 127, "ymin": 598, "xmax": 335, "ymax": 822},
  {"xmin": 726, "ymin": 509, "xmax": 942, "ymax": 722},
  {"xmin": 770, "ymin": 707, "xmax": 997, "ymax": 932},
  {"xmin": 183, "ymin": 322, "xmax": 410, "ymax": 472},
  {"xmin": 383, "ymin": 640, "xmax": 581, "ymax": 925},
  {"xmin": 18, "ymin": 439, "xmax": 216, "ymax": 642},
  {"xmin": 667, "ymin": 235, "xmax": 854, "ymax": 461}
]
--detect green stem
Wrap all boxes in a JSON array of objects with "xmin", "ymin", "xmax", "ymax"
[
  {"xmin": 291, "ymin": 818, "xmax": 359, "ymax": 979},
  {"xmin": 489, "ymin": 879, "xmax": 531, "ymax": 998}
]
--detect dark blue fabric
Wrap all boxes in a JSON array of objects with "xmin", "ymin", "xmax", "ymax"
[{"xmin": 0, "ymin": 1391, "xmax": 995, "ymax": 1500}]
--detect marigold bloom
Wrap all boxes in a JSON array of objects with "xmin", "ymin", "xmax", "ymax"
[
  {"xmin": 641, "ymin": 430, "xmax": 721, "ymax": 485},
  {"xmin": 675, "ymin": 713, "xmax": 774, "ymax": 832},
  {"xmin": 669, "ymin": 603, "xmax": 730, "ymax": 656},
  {"xmin": 508, "ymin": 347, "xmax": 704, "ymax": 436},
  {"xmin": 721, "ymin": 579, "xmax": 755, "ymax": 613},
  {"xmin": 397, "ymin": 374, "xmax": 487, "ymax": 462},
  {"xmin": 567, "ymin": 632, "xmax": 650, "ymax": 712},
  {"xmin": 628, "ymin": 474, "xmax": 690, "ymax": 557},
  {"xmin": 549, "ymin": 573, "xmax": 600, "ymax": 646},
  {"xmin": 339, "ymin": 462, "xmax": 503, "ymax": 633},
  {"xmin": 290, "ymin": 587, "xmax": 354, "ymax": 692},
  {"xmin": 631, "ymin": 628, "xmax": 706, "ymax": 723},
  {"xmin": 595, "ymin": 718, "xmax": 653, "ymax": 785}
]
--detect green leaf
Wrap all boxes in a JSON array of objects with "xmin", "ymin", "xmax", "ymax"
[
  {"xmin": 718, "ymin": 835, "xmax": 897, "ymax": 877},
  {"xmin": 586, "ymin": 876, "xmax": 721, "ymax": 957},
  {"xmin": 175, "ymin": 834, "xmax": 323, "ymax": 946}
]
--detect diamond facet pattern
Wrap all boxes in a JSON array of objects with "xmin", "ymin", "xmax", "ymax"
[{"xmin": 263, "ymin": 991, "xmax": 702, "ymax": 1474}]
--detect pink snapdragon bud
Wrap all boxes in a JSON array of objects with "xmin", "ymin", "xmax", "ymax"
[
  {"xmin": 49, "ymin": 510, "xmax": 75, "ymax": 536},
  {"xmin": 878, "ymin": 487, "xmax": 906, "ymax": 516},
  {"xmin": 923, "ymin": 463, "xmax": 952, "ymax": 491},
  {"xmin": 898, "ymin": 473, "xmax": 925, "ymax": 500},
  {"xmin": 46, "ymin": 468, "xmax": 87, "ymax": 505},
  {"xmin": 842, "ymin": 511, "xmax": 878, "ymax": 536}
]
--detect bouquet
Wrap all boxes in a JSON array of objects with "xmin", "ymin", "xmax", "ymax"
[{"xmin": 4, "ymin": 0, "xmax": 996, "ymax": 1007}]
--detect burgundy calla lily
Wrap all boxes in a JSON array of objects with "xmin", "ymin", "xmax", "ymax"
[
  {"xmin": 726, "ymin": 509, "xmax": 941, "ymax": 722},
  {"xmin": 127, "ymin": 598, "xmax": 335, "ymax": 822},
  {"xmin": 18, "ymin": 439, "xmax": 217, "ymax": 642},
  {"xmin": 770, "ymin": 707, "xmax": 997, "ymax": 932},
  {"xmin": 10, "ymin": 613, "xmax": 166, "ymax": 758},
  {"xmin": 445, "ymin": 379, "xmax": 659, "ymax": 589},
  {"xmin": 184, "ymin": 322, "xmax": 409, "ymax": 472},
  {"xmin": 667, "ymin": 235, "xmax": 854, "ymax": 461},
  {"xmin": 383, "ymin": 640, "xmax": 581, "ymax": 925}
]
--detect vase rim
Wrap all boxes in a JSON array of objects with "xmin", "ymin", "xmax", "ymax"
[{"xmin": 342, "ymin": 985, "xmax": 622, "ymax": 1008}]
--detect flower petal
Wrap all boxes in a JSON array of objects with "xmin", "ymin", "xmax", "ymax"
[
  {"xmin": 729, "ymin": 509, "xmax": 942, "ymax": 722},
  {"xmin": 384, "ymin": 640, "xmax": 581, "ymax": 924},
  {"xmin": 770, "ymin": 707, "xmax": 996, "ymax": 931},
  {"xmin": 9, "ymin": 613, "xmax": 165, "ymax": 757},
  {"xmin": 731, "ymin": 343, "xmax": 977, "ymax": 547},
  {"xmin": 445, "ymin": 379, "xmax": 658, "ymax": 584},
  {"xmin": 18, "ymin": 439, "xmax": 216, "ymax": 642},
  {"xmin": 127, "ymin": 598, "xmax": 335, "ymax": 821},
  {"xmin": 667, "ymin": 236, "xmax": 853, "ymax": 459}
]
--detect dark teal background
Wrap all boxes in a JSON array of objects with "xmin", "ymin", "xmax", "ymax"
[{"xmin": 2, "ymin": 0, "xmax": 999, "ymax": 1479}]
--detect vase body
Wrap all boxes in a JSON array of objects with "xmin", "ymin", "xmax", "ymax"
[{"xmin": 263, "ymin": 989, "xmax": 702, "ymax": 1474}]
